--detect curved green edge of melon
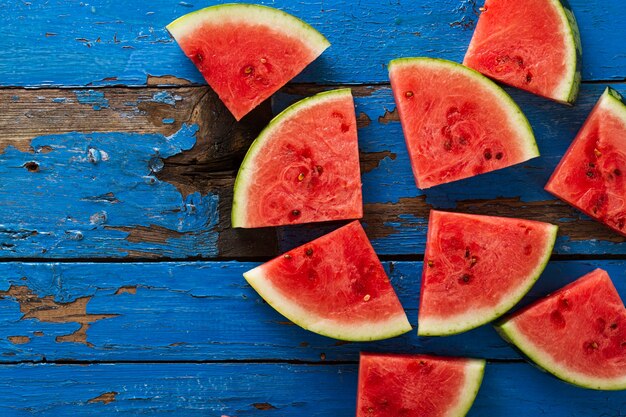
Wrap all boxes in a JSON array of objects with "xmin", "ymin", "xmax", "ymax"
[
  {"xmin": 242, "ymin": 265, "xmax": 413, "ymax": 342},
  {"xmin": 554, "ymin": 0, "xmax": 582, "ymax": 104},
  {"xmin": 603, "ymin": 86, "xmax": 626, "ymax": 124},
  {"xmin": 417, "ymin": 223, "xmax": 558, "ymax": 336},
  {"xmin": 451, "ymin": 359, "xmax": 486, "ymax": 417},
  {"xmin": 231, "ymin": 88, "xmax": 353, "ymax": 228},
  {"xmin": 495, "ymin": 320, "xmax": 626, "ymax": 390},
  {"xmin": 388, "ymin": 57, "xmax": 540, "ymax": 161},
  {"xmin": 166, "ymin": 3, "xmax": 330, "ymax": 53}
]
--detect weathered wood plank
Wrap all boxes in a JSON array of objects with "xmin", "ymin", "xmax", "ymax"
[
  {"xmin": 0, "ymin": 260, "xmax": 622, "ymax": 362},
  {"xmin": 2, "ymin": 83, "xmax": 626, "ymax": 258},
  {"xmin": 0, "ymin": 87, "xmax": 277, "ymax": 258},
  {"xmin": 0, "ymin": 362, "xmax": 623, "ymax": 416},
  {"xmin": 0, "ymin": 0, "xmax": 623, "ymax": 87}
]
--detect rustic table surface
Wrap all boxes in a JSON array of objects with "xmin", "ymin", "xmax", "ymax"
[{"xmin": 0, "ymin": 0, "xmax": 625, "ymax": 415}]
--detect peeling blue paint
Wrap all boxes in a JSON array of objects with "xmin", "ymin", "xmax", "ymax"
[
  {"xmin": 162, "ymin": 118, "xmax": 175, "ymax": 124},
  {"xmin": 74, "ymin": 90, "xmax": 109, "ymax": 110},
  {"xmin": 0, "ymin": 124, "xmax": 219, "ymax": 258},
  {"xmin": 52, "ymin": 97, "xmax": 67, "ymax": 103},
  {"xmin": 152, "ymin": 91, "xmax": 178, "ymax": 106}
]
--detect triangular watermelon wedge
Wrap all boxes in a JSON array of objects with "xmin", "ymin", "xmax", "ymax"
[
  {"xmin": 232, "ymin": 89, "xmax": 363, "ymax": 228},
  {"xmin": 357, "ymin": 353, "xmax": 485, "ymax": 417},
  {"xmin": 167, "ymin": 4, "xmax": 330, "ymax": 120},
  {"xmin": 419, "ymin": 211, "xmax": 557, "ymax": 336},
  {"xmin": 388, "ymin": 58, "xmax": 539, "ymax": 189},
  {"xmin": 497, "ymin": 269, "xmax": 626, "ymax": 390},
  {"xmin": 463, "ymin": 0, "xmax": 581, "ymax": 104},
  {"xmin": 243, "ymin": 221, "xmax": 412, "ymax": 341},
  {"xmin": 545, "ymin": 87, "xmax": 626, "ymax": 237}
]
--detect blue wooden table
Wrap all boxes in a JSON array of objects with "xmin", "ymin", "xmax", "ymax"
[{"xmin": 0, "ymin": 0, "xmax": 625, "ymax": 415}]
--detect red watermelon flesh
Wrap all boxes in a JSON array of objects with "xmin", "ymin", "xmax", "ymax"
[
  {"xmin": 232, "ymin": 89, "xmax": 362, "ymax": 228},
  {"xmin": 545, "ymin": 87, "xmax": 626, "ymax": 236},
  {"xmin": 463, "ymin": 0, "xmax": 581, "ymax": 104},
  {"xmin": 498, "ymin": 269, "xmax": 626, "ymax": 390},
  {"xmin": 357, "ymin": 353, "xmax": 485, "ymax": 417},
  {"xmin": 388, "ymin": 58, "xmax": 538, "ymax": 189},
  {"xmin": 167, "ymin": 4, "xmax": 330, "ymax": 120},
  {"xmin": 243, "ymin": 221, "xmax": 412, "ymax": 341},
  {"xmin": 419, "ymin": 211, "xmax": 557, "ymax": 336}
]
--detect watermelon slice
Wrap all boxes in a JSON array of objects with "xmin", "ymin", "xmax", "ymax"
[
  {"xmin": 232, "ymin": 89, "xmax": 363, "ymax": 228},
  {"xmin": 497, "ymin": 269, "xmax": 626, "ymax": 390},
  {"xmin": 357, "ymin": 353, "xmax": 485, "ymax": 417},
  {"xmin": 419, "ymin": 211, "xmax": 557, "ymax": 336},
  {"xmin": 388, "ymin": 58, "xmax": 538, "ymax": 189},
  {"xmin": 463, "ymin": 0, "xmax": 581, "ymax": 104},
  {"xmin": 243, "ymin": 221, "xmax": 411, "ymax": 341},
  {"xmin": 545, "ymin": 87, "xmax": 626, "ymax": 237},
  {"xmin": 167, "ymin": 4, "xmax": 330, "ymax": 120}
]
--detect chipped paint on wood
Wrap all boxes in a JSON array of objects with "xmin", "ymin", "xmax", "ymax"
[
  {"xmin": 0, "ymin": 285, "xmax": 118, "ymax": 347},
  {"xmin": 0, "ymin": 0, "xmax": 623, "ymax": 86},
  {"xmin": 0, "ymin": 261, "xmax": 623, "ymax": 362},
  {"xmin": 88, "ymin": 392, "xmax": 117, "ymax": 405}
]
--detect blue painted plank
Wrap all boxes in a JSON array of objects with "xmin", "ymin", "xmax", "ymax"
[
  {"xmin": 0, "ymin": 362, "xmax": 622, "ymax": 416},
  {"xmin": 2, "ymin": 83, "xmax": 626, "ymax": 258},
  {"xmin": 0, "ymin": 0, "xmax": 623, "ymax": 87},
  {"xmin": 0, "ymin": 260, "xmax": 623, "ymax": 362},
  {"xmin": 0, "ymin": 124, "xmax": 221, "ymax": 258}
]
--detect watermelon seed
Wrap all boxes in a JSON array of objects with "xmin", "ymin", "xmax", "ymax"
[
  {"xmin": 610, "ymin": 323, "xmax": 618, "ymax": 330},
  {"xmin": 320, "ymin": 353, "xmax": 326, "ymax": 360},
  {"xmin": 405, "ymin": 91, "xmax": 414, "ymax": 98},
  {"xmin": 292, "ymin": 209, "xmax": 301, "ymax": 217},
  {"xmin": 427, "ymin": 260, "xmax": 434, "ymax": 267},
  {"xmin": 483, "ymin": 150, "xmax": 492, "ymax": 160},
  {"xmin": 479, "ymin": 6, "xmax": 486, "ymax": 11},
  {"xmin": 443, "ymin": 139, "xmax": 452, "ymax": 151},
  {"xmin": 195, "ymin": 52, "xmax": 204, "ymax": 62},
  {"xmin": 495, "ymin": 152, "xmax": 503, "ymax": 160},
  {"xmin": 594, "ymin": 148, "xmax": 602, "ymax": 157},
  {"xmin": 243, "ymin": 65, "xmax": 254, "ymax": 75},
  {"xmin": 298, "ymin": 173, "xmax": 305, "ymax": 181},
  {"xmin": 459, "ymin": 274, "xmax": 472, "ymax": 284},
  {"xmin": 470, "ymin": 256, "xmax": 478, "ymax": 266},
  {"xmin": 419, "ymin": 360, "xmax": 425, "ymax": 365},
  {"xmin": 305, "ymin": 248, "xmax": 313, "ymax": 257},
  {"xmin": 283, "ymin": 254, "xmax": 291, "ymax": 260},
  {"xmin": 260, "ymin": 57, "xmax": 267, "ymax": 64},
  {"xmin": 525, "ymin": 72, "xmax": 533, "ymax": 83},
  {"xmin": 586, "ymin": 171, "xmax": 595, "ymax": 178},
  {"xmin": 316, "ymin": 165, "xmax": 323, "ymax": 175},
  {"xmin": 614, "ymin": 169, "xmax": 622, "ymax": 176},
  {"xmin": 363, "ymin": 294, "xmax": 371, "ymax": 302},
  {"xmin": 618, "ymin": 219, "xmax": 625, "ymax": 229},
  {"xmin": 464, "ymin": 247, "xmax": 470, "ymax": 258}
]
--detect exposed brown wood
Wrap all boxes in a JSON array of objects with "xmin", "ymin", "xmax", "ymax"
[{"xmin": 88, "ymin": 392, "xmax": 118, "ymax": 405}]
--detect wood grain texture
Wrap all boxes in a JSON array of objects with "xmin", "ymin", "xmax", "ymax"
[
  {"xmin": 0, "ymin": 0, "xmax": 624, "ymax": 87},
  {"xmin": 0, "ymin": 362, "xmax": 623, "ymax": 416},
  {"xmin": 0, "ymin": 260, "xmax": 622, "ymax": 362},
  {"xmin": 3, "ymin": 83, "xmax": 626, "ymax": 258}
]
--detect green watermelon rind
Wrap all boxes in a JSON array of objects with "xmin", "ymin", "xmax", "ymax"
[
  {"xmin": 417, "ymin": 219, "xmax": 558, "ymax": 336},
  {"xmin": 554, "ymin": 0, "xmax": 582, "ymax": 104},
  {"xmin": 451, "ymin": 359, "xmax": 486, "ymax": 417},
  {"xmin": 243, "ymin": 266, "xmax": 412, "ymax": 342},
  {"xmin": 388, "ymin": 57, "xmax": 540, "ymax": 163},
  {"xmin": 231, "ymin": 88, "xmax": 354, "ymax": 228},
  {"xmin": 496, "ymin": 319, "xmax": 626, "ymax": 390},
  {"xmin": 166, "ymin": 3, "xmax": 330, "ymax": 54},
  {"xmin": 602, "ymin": 86, "xmax": 626, "ymax": 124}
]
